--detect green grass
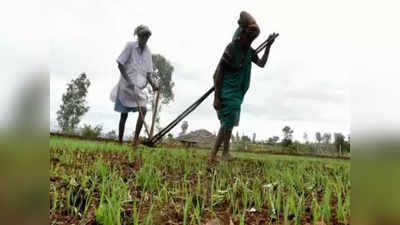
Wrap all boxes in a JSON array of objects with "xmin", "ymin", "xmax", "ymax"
[{"xmin": 49, "ymin": 136, "xmax": 350, "ymax": 225}]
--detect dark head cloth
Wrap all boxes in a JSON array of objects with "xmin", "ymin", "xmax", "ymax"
[
  {"xmin": 134, "ymin": 25, "xmax": 152, "ymax": 36},
  {"xmin": 237, "ymin": 11, "xmax": 260, "ymax": 41}
]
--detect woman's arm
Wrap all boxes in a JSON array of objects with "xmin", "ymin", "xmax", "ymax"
[
  {"xmin": 252, "ymin": 33, "xmax": 276, "ymax": 68},
  {"xmin": 252, "ymin": 44, "xmax": 272, "ymax": 68},
  {"xmin": 213, "ymin": 63, "xmax": 223, "ymax": 110}
]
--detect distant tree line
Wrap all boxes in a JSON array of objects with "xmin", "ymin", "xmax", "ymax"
[{"xmin": 230, "ymin": 125, "xmax": 350, "ymax": 156}]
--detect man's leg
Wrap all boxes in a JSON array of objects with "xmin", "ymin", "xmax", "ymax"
[
  {"xmin": 209, "ymin": 127, "xmax": 224, "ymax": 161},
  {"xmin": 222, "ymin": 128, "xmax": 235, "ymax": 161},
  {"xmin": 118, "ymin": 113, "xmax": 128, "ymax": 143},
  {"xmin": 133, "ymin": 108, "xmax": 147, "ymax": 148}
]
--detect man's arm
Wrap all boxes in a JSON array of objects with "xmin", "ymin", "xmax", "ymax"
[
  {"xmin": 147, "ymin": 72, "xmax": 159, "ymax": 91},
  {"xmin": 117, "ymin": 42, "xmax": 136, "ymax": 87},
  {"xmin": 118, "ymin": 62, "xmax": 135, "ymax": 87}
]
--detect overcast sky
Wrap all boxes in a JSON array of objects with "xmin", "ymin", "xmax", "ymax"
[{"xmin": 48, "ymin": 0, "xmax": 358, "ymax": 141}]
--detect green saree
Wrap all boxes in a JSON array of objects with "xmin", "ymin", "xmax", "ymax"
[{"xmin": 217, "ymin": 30, "xmax": 254, "ymax": 129}]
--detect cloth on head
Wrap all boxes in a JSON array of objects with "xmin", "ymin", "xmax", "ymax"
[
  {"xmin": 237, "ymin": 11, "xmax": 257, "ymax": 28},
  {"xmin": 134, "ymin": 25, "xmax": 152, "ymax": 36},
  {"xmin": 236, "ymin": 11, "xmax": 260, "ymax": 41}
]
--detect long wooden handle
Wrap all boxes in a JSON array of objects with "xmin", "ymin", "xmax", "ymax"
[
  {"xmin": 149, "ymin": 89, "xmax": 161, "ymax": 138},
  {"xmin": 147, "ymin": 86, "xmax": 215, "ymax": 145}
]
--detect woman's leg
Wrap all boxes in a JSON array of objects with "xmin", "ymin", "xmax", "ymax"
[
  {"xmin": 133, "ymin": 107, "xmax": 147, "ymax": 147},
  {"xmin": 118, "ymin": 113, "xmax": 128, "ymax": 143},
  {"xmin": 222, "ymin": 128, "xmax": 235, "ymax": 160},
  {"xmin": 210, "ymin": 127, "xmax": 224, "ymax": 161}
]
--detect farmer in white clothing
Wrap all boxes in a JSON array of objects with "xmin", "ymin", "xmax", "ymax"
[{"xmin": 110, "ymin": 25, "xmax": 159, "ymax": 147}]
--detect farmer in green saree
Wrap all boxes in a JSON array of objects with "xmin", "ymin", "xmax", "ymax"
[{"xmin": 210, "ymin": 11, "xmax": 277, "ymax": 161}]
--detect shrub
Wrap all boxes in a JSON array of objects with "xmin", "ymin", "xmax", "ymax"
[{"xmin": 81, "ymin": 124, "xmax": 103, "ymax": 138}]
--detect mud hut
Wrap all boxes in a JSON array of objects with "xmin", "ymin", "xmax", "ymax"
[{"xmin": 176, "ymin": 129, "xmax": 217, "ymax": 148}]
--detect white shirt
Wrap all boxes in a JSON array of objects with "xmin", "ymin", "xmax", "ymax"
[{"xmin": 110, "ymin": 41, "xmax": 153, "ymax": 107}]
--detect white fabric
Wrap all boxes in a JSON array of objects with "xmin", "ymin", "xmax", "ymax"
[{"xmin": 110, "ymin": 41, "xmax": 153, "ymax": 108}]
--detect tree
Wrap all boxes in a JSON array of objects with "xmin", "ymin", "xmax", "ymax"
[
  {"xmin": 56, "ymin": 73, "xmax": 91, "ymax": 133},
  {"xmin": 334, "ymin": 133, "xmax": 345, "ymax": 155},
  {"xmin": 267, "ymin": 136, "xmax": 279, "ymax": 145},
  {"xmin": 316, "ymin": 132, "xmax": 322, "ymax": 143},
  {"xmin": 180, "ymin": 121, "xmax": 188, "ymax": 135},
  {"xmin": 236, "ymin": 131, "xmax": 240, "ymax": 143},
  {"xmin": 282, "ymin": 126, "xmax": 294, "ymax": 147},
  {"xmin": 322, "ymin": 133, "xmax": 332, "ymax": 144},
  {"xmin": 105, "ymin": 130, "xmax": 117, "ymax": 140},
  {"xmin": 147, "ymin": 54, "xmax": 175, "ymax": 131},
  {"xmin": 252, "ymin": 133, "xmax": 256, "ymax": 143}
]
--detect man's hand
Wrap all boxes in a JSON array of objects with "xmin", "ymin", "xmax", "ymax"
[
  {"xmin": 147, "ymin": 72, "xmax": 160, "ymax": 92},
  {"xmin": 214, "ymin": 97, "xmax": 221, "ymax": 110}
]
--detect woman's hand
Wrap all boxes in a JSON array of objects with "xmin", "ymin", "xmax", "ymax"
[
  {"xmin": 266, "ymin": 33, "xmax": 278, "ymax": 47},
  {"xmin": 214, "ymin": 97, "xmax": 221, "ymax": 110}
]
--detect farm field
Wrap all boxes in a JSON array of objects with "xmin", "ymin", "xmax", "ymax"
[{"xmin": 49, "ymin": 136, "xmax": 350, "ymax": 225}]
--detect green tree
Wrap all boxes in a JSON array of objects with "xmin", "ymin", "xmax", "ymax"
[
  {"xmin": 282, "ymin": 126, "xmax": 294, "ymax": 147},
  {"xmin": 316, "ymin": 132, "xmax": 322, "ymax": 143},
  {"xmin": 56, "ymin": 73, "xmax": 91, "ymax": 133},
  {"xmin": 267, "ymin": 136, "xmax": 279, "ymax": 145},
  {"xmin": 334, "ymin": 133, "xmax": 345, "ymax": 155},
  {"xmin": 322, "ymin": 133, "xmax": 332, "ymax": 144},
  {"xmin": 148, "ymin": 54, "xmax": 175, "ymax": 131}
]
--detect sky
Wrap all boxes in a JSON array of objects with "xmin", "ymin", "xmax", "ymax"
[{"xmin": 46, "ymin": 0, "xmax": 357, "ymax": 142}]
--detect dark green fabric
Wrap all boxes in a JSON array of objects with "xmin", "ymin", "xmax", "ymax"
[
  {"xmin": 217, "ymin": 38, "xmax": 253, "ymax": 129},
  {"xmin": 232, "ymin": 27, "xmax": 241, "ymax": 41}
]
